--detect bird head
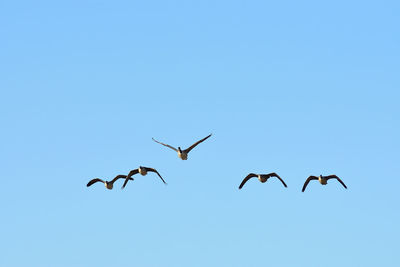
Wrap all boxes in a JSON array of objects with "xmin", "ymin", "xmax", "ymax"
[{"xmin": 178, "ymin": 147, "xmax": 182, "ymax": 152}]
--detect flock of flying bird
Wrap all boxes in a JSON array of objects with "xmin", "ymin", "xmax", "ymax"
[{"xmin": 87, "ymin": 134, "xmax": 348, "ymax": 192}]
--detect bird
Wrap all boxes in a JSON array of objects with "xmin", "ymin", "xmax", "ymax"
[
  {"xmin": 121, "ymin": 166, "xmax": 167, "ymax": 189},
  {"xmin": 152, "ymin": 134, "xmax": 212, "ymax": 160},
  {"xmin": 302, "ymin": 174, "xmax": 347, "ymax": 192},
  {"xmin": 87, "ymin": 175, "xmax": 133, "ymax": 190},
  {"xmin": 238, "ymin": 172, "xmax": 287, "ymax": 189}
]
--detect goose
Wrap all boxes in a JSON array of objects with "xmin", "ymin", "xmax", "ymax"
[
  {"xmin": 152, "ymin": 134, "xmax": 212, "ymax": 160},
  {"xmin": 239, "ymin": 172, "xmax": 287, "ymax": 189},
  {"xmin": 302, "ymin": 174, "xmax": 347, "ymax": 192},
  {"xmin": 121, "ymin": 166, "xmax": 167, "ymax": 189},
  {"xmin": 87, "ymin": 175, "xmax": 133, "ymax": 190}
]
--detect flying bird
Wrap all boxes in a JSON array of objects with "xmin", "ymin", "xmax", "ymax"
[
  {"xmin": 238, "ymin": 172, "xmax": 287, "ymax": 189},
  {"xmin": 122, "ymin": 166, "xmax": 167, "ymax": 189},
  {"xmin": 87, "ymin": 175, "xmax": 133, "ymax": 190},
  {"xmin": 302, "ymin": 174, "xmax": 347, "ymax": 192},
  {"xmin": 152, "ymin": 134, "xmax": 212, "ymax": 160}
]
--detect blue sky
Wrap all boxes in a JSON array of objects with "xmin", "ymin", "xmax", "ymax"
[{"xmin": 1, "ymin": 0, "xmax": 399, "ymax": 266}]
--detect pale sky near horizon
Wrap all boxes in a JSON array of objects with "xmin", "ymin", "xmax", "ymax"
[{"xmin": 1, "ymin": 1, "xmax": 399, "ymax": 266}]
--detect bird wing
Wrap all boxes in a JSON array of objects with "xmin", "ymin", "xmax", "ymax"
[
  {"xmin": 184, "ymin": 134, "xmax": 212, "ymax": 153},
  {"xmin": 152, "ymin": 138, "xmax": 178, "ymax": 152},
  {"xmin": 325, "ymin": 175, "xmax": 347, "ymax": 189},
  {"xmin": 127, "ymin": 169, "xmax": 139, "ymax": 179},
  {"xmin": 302, "ymin": 176, "xmax": 318, "ymax": 192},
  {"xmin": 87, "ymin": 178, "xmax": 104, "ymax": 187},
  {"xmin": 122, "ymin": 170, "xmax": 139, "ymax": 189},
  {"xmin": 110, "ymin": 174, "xmax": 128, "ymax": 184},
  {"xmin": 146, "ymin": 167, "xmax": 167, "ymax": 184},
  {"xmin": 267, "ymin": 173, "xmax": 288, "ymax": 187},
  {"xmin": 238, "ymin": 173, "xmax": 258, "ymax": 189}
]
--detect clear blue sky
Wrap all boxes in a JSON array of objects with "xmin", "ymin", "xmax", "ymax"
[{"xmin": 1, "ymin": 0, "xmax": 399, "ymax": 266}]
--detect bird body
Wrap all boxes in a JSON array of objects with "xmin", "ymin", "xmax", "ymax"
[
  {"xmin": 258, "ymin": 175, "xmax": 269, "ymax": 183},
  {"xmin": 177, "ymin": 148, "xmax": 188, "ymax": 160},
  {"xmin": 318, "ymin": 175, "xmax": 328, "ymax": 185},
  {"xmin": 138, "ymin": 166, "xmax": 148, "ymax": 175},
  {"xmin": 105, "ymin": 181, "xmax": 113, "ymax": 189}
]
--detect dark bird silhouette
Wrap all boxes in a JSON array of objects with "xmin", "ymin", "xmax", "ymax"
[
  {"xmin": 239, "ymin": 172, "xmax": 287, "ymax": 189},
  {"xmin": 122, "ymin": 166, "xmax": 167, "ymax": 189},
  {"xmin": 152, "ymin": 134, "xmax": 212, "ymax": 160},
  {"xmin": 302, "ymin": 174, "xmax": 347, "ymax": 192},
  {"xmin": 87, "ymin": 175, "xmax": 133, "ymax": 190}
]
